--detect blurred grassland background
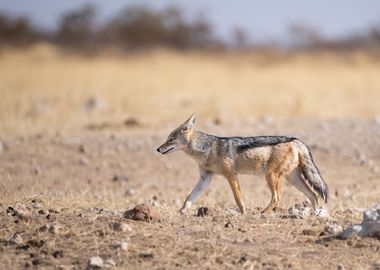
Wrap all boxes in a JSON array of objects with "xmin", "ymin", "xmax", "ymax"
[{"xmin": 0, "ymin": 3, "xmax": 380, "ymax": 136}]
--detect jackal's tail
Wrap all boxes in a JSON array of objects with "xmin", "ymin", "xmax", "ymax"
[{"xmin": 297, "ymin": 141, "xmax": 328, "ymax": 203}]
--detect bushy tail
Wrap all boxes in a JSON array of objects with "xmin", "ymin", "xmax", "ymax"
[{"xmin": 297, "ymin": 141, "xmax": 328, "ymax": 203}]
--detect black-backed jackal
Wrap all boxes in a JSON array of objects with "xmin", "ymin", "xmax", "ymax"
[{"xmin": 157, "ymin": 114, "xmax": 328, "ymax": 215}]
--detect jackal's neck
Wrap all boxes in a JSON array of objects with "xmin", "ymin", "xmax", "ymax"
[{"xmin": 184, "ymin": 130, "xmax": 216, "ymax": 158}]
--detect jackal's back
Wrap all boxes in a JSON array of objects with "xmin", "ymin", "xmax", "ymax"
[{"xmin": 197, "ymin": 135, "xmax": 296, "ymax": 174}]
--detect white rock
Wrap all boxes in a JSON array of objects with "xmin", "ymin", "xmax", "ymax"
[
  {"xmin": 124, "ymin": 188, "xmax": 135, "ymax": 197},
  {"xmin": 112, "ymin": 241, "xmax": 128, "ymax": 251},
  {"xmin": 288, "ymin": 206, "xmax": 311, "ymax": 218},
  {"xmin": 362, "ymin": 205, "xmax": 380, "ymax": 236},
  {"xmin": 226, "ymin": 208, "xmax": 240, "ymax": 216},
  {"xmin": 341, "ymin": 225, "xmax": 363, "ymax": 239},
  {"xmin": 324, "ymin": 224, "xmax": 343, "ymax": 235},
  {"xmin": 341, "ymin": 205, "xmax": 380, "ymax": 239},
  {"xmin": 104, "ymin": 258, "xmax": 116, "ymax": 268},
  {"xmin": 148, "ymin": 199, "xmax": 159, "ymax": 206},
  {"xmin": 9, "ymin": 233, "xmax": 23, "ymax": 245},
  {"xmin": 88, "ymin": 256, "xmax": 104, "ymax": 268},
  {"xmin": 314, "ymin": 207, "xmax": 329, "ymax": 218}
]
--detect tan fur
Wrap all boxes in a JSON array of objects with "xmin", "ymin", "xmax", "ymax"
[{"xmin": 157, "ymin": 114, "xmax": 328, "ymax": 214}]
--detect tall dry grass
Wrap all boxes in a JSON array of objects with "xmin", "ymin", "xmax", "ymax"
[{"xmin": 0, "ymin": 43, "xmax": 379, "ymax": 136}]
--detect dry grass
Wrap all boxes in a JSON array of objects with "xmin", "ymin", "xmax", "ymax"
[{"xmin": 1, "ymin": 43, "xmax": 380, "ymax": 136}]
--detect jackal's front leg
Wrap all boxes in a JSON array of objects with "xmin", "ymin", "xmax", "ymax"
[{"xmin": 179, "ymin": 168, "xmax": 213, "ymax": 214}]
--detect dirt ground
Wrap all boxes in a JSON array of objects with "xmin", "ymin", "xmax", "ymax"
[{"xmin": 0, "ymin": 118, "xmax": 379, "ymax": 269}]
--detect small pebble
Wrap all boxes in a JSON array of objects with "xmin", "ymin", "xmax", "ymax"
[
  {"xmin": 88, "ymin": 256, "xmax": 104, "ymax": 268},
  {"xmin": 112, "ymin": 241, "xmax": 128, "ymax": 251},
  {"xmin": 9, "ymin": 233, "xmax": 23, "ymax": 245}
]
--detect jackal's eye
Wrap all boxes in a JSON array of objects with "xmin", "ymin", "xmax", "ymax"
[{"xmin": 168, "ymin": 137, "xmax": 174, "ymax": 142}]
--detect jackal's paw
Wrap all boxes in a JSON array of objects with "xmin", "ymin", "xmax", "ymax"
[{"xmin": 179, "ymin": 208, "xmax": 187, "ymax": 215}]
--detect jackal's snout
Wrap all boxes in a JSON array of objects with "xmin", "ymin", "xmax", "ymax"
[
  {"xmin": 156, "ymin": 143, "xmax": 175, "ymax": 155},
  {"xmin": 156, "ymin": 144, "xmax": 164, "ymax": 154}
]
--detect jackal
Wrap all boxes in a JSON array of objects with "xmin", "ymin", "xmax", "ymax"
[{"xmin": 157, "ymin": 114, "xmax": 328, "ymax": 214}]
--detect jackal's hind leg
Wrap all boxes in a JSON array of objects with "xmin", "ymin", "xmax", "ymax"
[
  {"xmin": 262, "ymin": 172, "xmax": 281, "ymax": 213},
  {"xmin": 286, "ymin": 169, "xmax": 318, "ymax": 210},
  {"xmin": 226, "ymin": 175, "xmax": 246, "ymax": 215}
]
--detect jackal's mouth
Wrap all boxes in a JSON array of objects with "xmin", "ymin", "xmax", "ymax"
[{"xmin": 161, "ymin": 146, "xmax": 175, "ymax": 154}]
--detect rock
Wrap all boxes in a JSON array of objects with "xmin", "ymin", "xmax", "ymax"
[
  {"xmin": 123, "ymin": 204, "xmax": 160, "ymax": 222},
  {"xmin": 225, "ymin": 222, "xmax": 234, "ymax": 228},
  {"xmin": 324, "ymin": 224, "xmax": 343, "ymax": 235},
  {"xmin": 9, "ymin": 233, "xmax": 23, "ymax": 245},
  {"xmin": 48, "ymin": 223, "xmax": 64, "ymax": 234},
  {"xmin": 112, "ymin": 241, "xmax": 128, "ymax": 251},
  {"xmin": 38, "ymin": 224, "xmax": 50, "ymax": 233},
  {"xmin": 341, "ymin": 225, "xmax": 362, "ymax": 239},
  {"xmin": 124, "ymin": 117, "xmax": 140, "ymax": 127},
  {"xmin": 88, "ymin": 256, "xmax": 104, "ymax": 268},
  {"xmin": 79, "ymin": 144, "xmax": 88, "ymax": 154},
  {"xmin": 112, "ymin": 175, "xmax": 129, "ymax": 182},
  {"xmin": 124, "ymin": 188, "xmax": 135, "ymax": 197},
  {"xmin": 197, "ymin": 207, "xmax": 217, "ymax": 217},
  {"xmin": 337, "ymin": 263, "xmax": 345, "ymax": 270},
  {"xmin": 139, "ymin": 252, "xmax": 153, "ymax": 259},
  {"xmin": 288, "ymin": 206, "xmax": 311, "ymax": 218},
  {"xmin": 148, "ymin": 199, "xmax": 159, "ymax": 207},
  {"xmin": 110, "ymin": 222, "xmax": 132, "ymax": 232},
  {"xmin": 226, "ymin": 208, "xmax": 240, "ymax": 216},
  {"xmin": 314, "ymin": 207, "xmax": 329, "ymax": 218},
  {"xmin": 52, "ymin": 250, "xmax": 64, "ymax": 258},
  {"xmin": 32, "ymin": 258, "xmax": 42, "ymax": 266},
  {"xmin": 242, "ymin": 238, "xmax": 255, "ymax": 244},
  {"xmin": 340, "ymin": 205, "xmax": 380, "ymax": 239},
  {"xmin": 7, "ymin": 205, "xmax": 31, "ymax": 222},
  {"xmin": 104, "ymin": 258, "xmax": 116, "ymax": 268}
]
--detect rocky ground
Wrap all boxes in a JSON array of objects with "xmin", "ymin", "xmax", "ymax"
[{"xmin": 0, "ymin": 118, "xmax": 379, "ymax": 269}]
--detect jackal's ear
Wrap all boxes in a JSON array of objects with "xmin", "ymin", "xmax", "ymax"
[{"xmin": 183, "ymin": 113, "xmax": 196, "ymax": 129}]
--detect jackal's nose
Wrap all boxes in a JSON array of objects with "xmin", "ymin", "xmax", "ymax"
[{"xmin": 156, "ymin": 147, "xmax": 161, "ymax": 153}]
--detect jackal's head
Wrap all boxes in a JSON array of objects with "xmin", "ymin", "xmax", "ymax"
[{"xmin": 157, "ymin": 114, "xmax": 196, "ymax": 155}]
